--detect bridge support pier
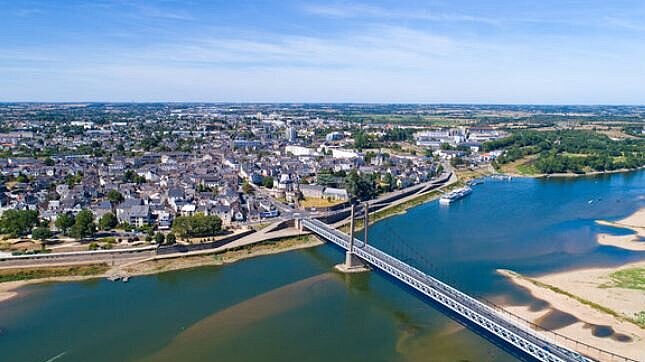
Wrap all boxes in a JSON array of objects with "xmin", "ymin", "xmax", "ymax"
[
  {"xmin": 335, "ymin": 203, "xmax": 370, "ymax": 273},
  {"xmin": 335, "ymin": 251, "xmax": 370, "ymax": 273}
]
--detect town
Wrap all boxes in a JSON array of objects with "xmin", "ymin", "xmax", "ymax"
[{"xmin": 0, "ymin": 103, "xmax": 512, "ymax": 255}]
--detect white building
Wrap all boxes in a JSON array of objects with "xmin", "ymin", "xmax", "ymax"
[
  {"xmin": 285, "ymin": 145, "xmax": 316, "ymax": 157},
  {"xmin": 331, "ymin": 148, "xmax": 359, "ymax": 159},
  {"xmin": 70, "ymin": 121, "xmax": 95, "ymax": 129}
]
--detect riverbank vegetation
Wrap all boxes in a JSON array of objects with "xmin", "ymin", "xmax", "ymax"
[
  {"xmin": 340, "ymin": 181, "xmax": 464, "ymax": 233},
  {"xmin": 485, "ymin": 130, "xmax": 645, "ymax": 174},
  {"xmin": 172, "ymin": 213, "xmax": 222, "ymax": 239},
  {"xmin": 123, "ymin": 235, "xmax": 322, "ymax": 276},
  {"xmin": 0, "ymin": 264, "xmax": 109, "ymax": 283},
  {"xmin": 602, "ymin": 268, "xmax": 645, "ymax": 291},
  {"xmin": 0, "ymin": 209, "xmax": 39, "ymax": 237}
]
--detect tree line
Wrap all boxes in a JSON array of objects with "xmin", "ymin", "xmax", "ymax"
[{"xmin": 485, "ymin": 130, "xmax": 645, "ymax": 174}]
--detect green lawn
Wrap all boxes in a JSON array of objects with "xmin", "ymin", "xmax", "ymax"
[
  {"xmin": 498, "ymin": 155, "xmax": 540, "ymax": 175},
  {"xmin": 516, "ymin": 162, "xmax": 539, "ymax": 175}
]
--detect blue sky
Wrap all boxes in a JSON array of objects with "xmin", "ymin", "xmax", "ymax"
[{"xmin": 2, "ymin": 0, "xmax": 645, "ymax": 103}]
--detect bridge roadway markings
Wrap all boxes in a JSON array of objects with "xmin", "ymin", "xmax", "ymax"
[{"xmin": 301, "ymin": 218, "xmax": 593, "ymax": 362}]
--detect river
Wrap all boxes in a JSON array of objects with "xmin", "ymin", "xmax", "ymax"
[{"xmin": 1, "ymin": 171, "xmax": 643, "ymax": 362}]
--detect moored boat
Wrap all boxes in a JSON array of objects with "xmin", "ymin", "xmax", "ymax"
[{"xmin": 439, "ymin": 186, "xmax": 473, "ymax": 205}]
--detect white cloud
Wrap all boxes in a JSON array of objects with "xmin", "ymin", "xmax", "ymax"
[
  {"xmin": 131, "ymin": 25, "xmax": 457, "ymax": 70},
  {"xmin": 302, "ymin": 3, "xmax": 500, "ymax": 25},
  {"xmin": 603, "ymin": 17, "xmax": 645, "ymax": 32}
]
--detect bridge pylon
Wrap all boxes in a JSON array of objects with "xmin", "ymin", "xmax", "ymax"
[{"xmin": 335, "ymin": 203, "xmax": 370, "ymax": 273}]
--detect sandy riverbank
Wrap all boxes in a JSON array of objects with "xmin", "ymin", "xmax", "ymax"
[
  {"xmin": 498, "ymin": 263, "xmax": 645, "ymax": 361},
  {"xmin": 0, "ymin": 291, "xmax": 17, "ymax": 303},
  {"xmin": 0, "ymin": 273, "xmax": 109, "ymax": 304},
  {"xmin": 0, "ymin": 235, "xmax": 324, "ymax": 304},
  {"xmin": 596, "ymin": 207, "xmax": 645, "ymax": 251},
  {"xmin": 496, "ymin": 207, "xmax": 645, "ymax": 361}
]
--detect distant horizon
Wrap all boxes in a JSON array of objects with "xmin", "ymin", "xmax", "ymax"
[{"xmin": 2, "ymin": 101, "xmax": 645, "ymax": 107}]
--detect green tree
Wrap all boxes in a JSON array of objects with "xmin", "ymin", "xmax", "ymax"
[
  {"xmin": 70, "ymin": 209, "xmax": 96, "ymax": 240},
  {"xmin": 32, "ymin": 226, "xmax": 53, "ymax": 241},
  {"xmin": 154, "ymin": 232, "xmax": 165, "ymax": 244},
  {"xmin": 383, "ymin": 172, "xmax": 395, "ymax": 192},
  {"xmin": 262, "ymin": 176, "xmax": 274, "ymax": 189},
  {"xmin": 64, "ymin": 171, "xmax": 83, "ymax": 187},
  {"xmin": 123, "ymin": 170, "xmax": 146, "ymax": 184},
  {"xmin": 99, "ymin": 212, "xmax": 118, "ymax": 230},
  {"xmin": 123, "ymin": 169, "xmax": 136, "ymax": 183},
  {"xmin": 316, "ymin": 169, "xmax": 335, "ymax": 186},
  {"xmin": 0, "ymin": 209, "xmax": 39, "ymax": 237},
  {"xmin": 242, "ymin": 181, "xmax": 253, "ymax": 194},
  {"xmin": 43, "ymin": 157, "xmax": 55, "ymax": 166},
  {"xmin": 106, "ymin": 190, "xmax": 124, "ymax": 204},
  {"xmin": 345, "ymin": 170, "xmax": 376, "ymax": 201},
  {"xmin": 55, "ymin": 213, "xmax": 75, "ymax": 235},
  {"xmin": 353, "ymin": 131, "xmax": 372, "ymax": 150},
  {"xmin": 166, "ymin": 232, "xmax": 176, "ymax": 244},
  {"xmin": 364, "ymin": 151, "xmax": 376, "ymax": 164},
  {"xmin": 15, "ymin": 173, "xmax": 29, "ymax": 183},
  {"xmin": 172, "ymin": 213, "xmax": 223, "ymax": 238}
]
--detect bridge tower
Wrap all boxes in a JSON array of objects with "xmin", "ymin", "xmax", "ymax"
[{"xmin": 335, "ymin": 202, "xmax": 370, "ymax": 273}]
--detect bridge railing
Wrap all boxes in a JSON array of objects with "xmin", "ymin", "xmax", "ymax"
[{"xmin": 477, "ymin": 297, "xmax": 638, "ymax": 362}]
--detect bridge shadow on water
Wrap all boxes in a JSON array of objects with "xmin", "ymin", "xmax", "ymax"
[
  {"xmin": 378, "ymin": 266, "xmax": 542, "ymax": 362},
  {"xmin": 318, "ymin": 239, "xmax": 540, "ymax": 362}
]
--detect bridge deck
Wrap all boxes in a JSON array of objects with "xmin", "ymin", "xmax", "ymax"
[{"xmin": 302, "ymin": 218, "xmax": 592, "ymax": 362}]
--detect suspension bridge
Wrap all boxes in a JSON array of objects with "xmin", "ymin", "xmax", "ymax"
[{"xmin": 298, "ymin": 212, "xmax": 595, "ymax": 362}]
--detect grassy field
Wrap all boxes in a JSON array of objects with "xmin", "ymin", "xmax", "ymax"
[
  {"xmin": 299, "ymin": 197, "xmax": 344, "ymax": 208},
  {"xmin": 0, "ymin": 264, "xmax": 110, "ymax": 283},
  {"xmin": 251, "ymin": 222, "xmax": 271, "ymax": 231},
  {"xmin": 604, "ymin": 268, "xmax": 645, "ymax": 291},
  {"xmin": 455, "ymin": 167, "xmax": 493, "ymax": 181},
  {"xmin": 498, "ymin": 155, "xmax": 540, "ymax": 175}
]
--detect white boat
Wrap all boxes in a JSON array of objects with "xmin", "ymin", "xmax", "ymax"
[{"xmin": 439, "ymin": 187, "xmax": 473, "ymax": 205}]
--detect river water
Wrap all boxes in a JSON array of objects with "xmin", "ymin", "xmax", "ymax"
[{"xmin": 1, "ymin": 171, "xmax": 643, "ymax": 362}]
